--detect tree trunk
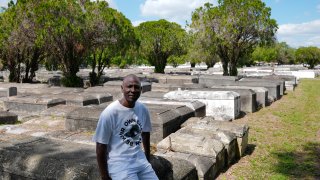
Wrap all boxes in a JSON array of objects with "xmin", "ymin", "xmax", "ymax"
[
  {"xmin": 229, "ymin": 62, "xmax": 238, "ymax": 76},
  {"xmin": 222, "ymin": 59, "xmax": 229, "ymax": 76}
]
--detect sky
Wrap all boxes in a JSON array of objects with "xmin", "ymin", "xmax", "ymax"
[{"xmin": 1, "ymin": 0, "xmax": 320, "ymax": 48}]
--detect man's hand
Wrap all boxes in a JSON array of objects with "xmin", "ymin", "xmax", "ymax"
[
  {"xmin": 142, "ymin": 132, "xmax": 151, "ymax": 162},
  {"xmin": 96, "ymin": 143, "xmax": 111, "ymax": 180}
]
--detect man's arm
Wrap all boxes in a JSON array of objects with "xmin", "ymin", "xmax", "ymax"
[
  {"xmin": 96, "ymin": 142, "xmax": 111, "ymax": 180},
  {"xmin": 142, "ymin": 131, "xmax": 151, "ymax": 162}
]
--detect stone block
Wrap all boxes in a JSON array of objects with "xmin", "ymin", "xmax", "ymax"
[
  {"xmin": 139, "ymin": 97, "xmax": 206, "ymax": 117},
  {"xmin": 0, "ymin": 87, "xmax": 17, "ymax": 97},
  {"xmin": 151, "ymin": 83, "xmax": 205, "ymax": 92},
  {"xmin": 0, "ymin": 136, "xmax": 100, "ymax": 179},
  {"xmin": 262, "ymin": 75, "xmax": 297, "ymax": 91},
  {"xmin": 208, "ymin": 87, "xmax": 257, "ymax": 113},
  {"xmin": 198, "ymin": 75, "xmax": 240, "ymax": 87},
  {"xmin": 146, "ymin": 104, "xmax": 195, "ymax": 143},
  {"xmin": 65, "ymin": 106, "xmax": 105, "ymax": 131},
  {"xmin": 4, "ymin": 94, "xmax": 66, "ymax": 114},
  {"xmin": 156, "ymin": 131, "xmax": 226, "ymax": 180},
  {"xmin": 164, "ymin": 90, "xmax": 241, "ymax": 120},
  {"xmin": 240, "ymin": 77, "xmax": 284, "ymax": 96},
  {"xmin": 151, "ymin": 155, "xmax": 198, "ymax": 180},
  {"xmin": 211, "ymin": 85, "xmax": 268, "ymax": 108},
  {"xmin": 152, "ymin": 75, "xmax": 198, "ymax": 85},
  {"xmin": 236, "ymin": 81, "xmax": 281, "ymax": 101},
  {"xmin": 292, "ymin": 70, "xmax": 316, "ymax": 79},
  {"xmin": 178, "ymin": 127, "xmax": 239, "ymax": 166},
  {"xmin": 40, "ymin": 105, "xmax": 79, "ymax": 117},
  {"xmin": 0, "ymin": 111, "xmax": 18, "ymax": 124},
  {"xmin": 43, "ymin": 93, "xmax": 99, "ymax": 106},
  {"xmin": 182, "ymin": 117, "xmax": 249, "ymax": 156},
  {"xmin": 155, "ymin": 151, "xmax": 217, "ymax": 180}
]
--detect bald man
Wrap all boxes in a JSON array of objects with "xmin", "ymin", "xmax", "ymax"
[{"xmin": 93, "ymin": 75, "xmax": 158, "ymax": 180}]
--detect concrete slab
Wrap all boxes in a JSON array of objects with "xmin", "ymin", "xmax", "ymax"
[
  {"xmin": 3, "ymin": 94, "xmax": 66, "ymax": 114},
  {"xmin": 0, "ymin": 87, "xmax": 17, "ymax": 97},
  {"xmin": 151, "ymin": 82, "xmax": 205, "ymax": 92},
  {"xmin": 198, "ymin": 75, "xmax": 240, "ymax": 87},
  {"xmin": 0, "ymin": 136, "xmax": 100, "ymax": 179},
  {"xmin": 164, "ymin": 90, "xmax": 241, "ymax": 120},
  {"xmin": 236, "ymin": 81, "xmax": 281, "ymax": 101},
  {"xmin": 182, "ymin": 117, "xmax": 249, "ymax": 156},
  {"xmin": 0, "ymin": 111, "xmax": 18, "ymax": 124},
  {"xmin": 146, "ymin": 104, "xmax": 195, "ymax": 143},
  {"xmin": 155, "ymin": 151, "xmax": 217, "ymax": 180},
  {"xmin": 151, "ymin": 155, "xmax": 198, "ymax": 180},
  {"xmin": 65, "ymin": 106, "xmax": 105, "ymax": 131},
  {"xmin": 139, "ymin": 97, "xmax": 206, "ymax": 117},
  {"xmin": 211, "ymin": 85, "xmax": 268, "ymax": 108},
  {"xmin": 208, "ymin": 88, "xmax": 257, "ymax": 113},
  {"xmin": 240, "ymin": 77, "xmax": 284, "ymax": 96},
  {"xmin": 178, "ymin": 127, "xmax": 239, "ymax": 166}
]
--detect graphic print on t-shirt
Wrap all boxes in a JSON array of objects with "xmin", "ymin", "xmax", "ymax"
[{"xmin": 119, "ymin": 118, "xmax": 142, "ymax": 147}]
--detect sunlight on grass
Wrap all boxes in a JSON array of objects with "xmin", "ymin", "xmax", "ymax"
[{"xmin": 227, "ymin": 79, "xmax": 320, "ymax": 179}]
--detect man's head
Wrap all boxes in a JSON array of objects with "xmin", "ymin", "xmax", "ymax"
[{"xmin": 120, "ymin": 74, "xmax": 141, "ymax": 108}]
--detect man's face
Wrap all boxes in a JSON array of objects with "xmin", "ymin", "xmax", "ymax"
[{"xmin": 121, "ymin": 76, "xmax": 141, "ymax": 104}]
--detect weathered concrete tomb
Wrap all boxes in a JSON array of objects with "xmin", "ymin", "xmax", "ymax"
[
  {"xmin": 211, "ymin": 85, "xmax": 268, "ymax": 108},
  {"xmin": 164, "ymin": 90, "xmax": 241, "ymax": 121},
  {"xmin": 0, "ymin": 111, "xmax": 18, "ymax": 124},
  {"xmin": 3, "ymin": 94, "xmax": 66, "ymax": 114},
  {"xmin": 155, "ymin": 116, "xmax": 249, "ymax": 179},
  {"xmin": 0, "ymin": 87, "xmax": 17, "ymax": 97},
  {"xmin": 65, "ymin": 100, "xmax": 197, "ymax": 143},
  {"xmin": 182, "ymin": 117, "xmax": 249, "ymax": 157}
]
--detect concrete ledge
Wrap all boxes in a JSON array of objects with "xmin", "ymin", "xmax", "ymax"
[
  {"xmin": 164, "ymin": 90, "xmax": 241, "ymax": 120},
  {"xmin": 0, "ymin": 137, "xmax": 100, "ymax": 179},
  {"xmin": 182, "ymin": 117, "xmax": 249, "ymax": 156},
  {"xmin": 0, "ymin": 87, "xmax": 17, "ymax": 97},
  {"xmin": 4, "ymin": 94, "xmax": 66, "ymax": 113},
  {"xmin": 0, "ymin": 111, "xmax": 18, "ymax": 124}
]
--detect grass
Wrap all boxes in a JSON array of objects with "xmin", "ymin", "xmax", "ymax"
[{"xmin": 218, "ymin": 78, "xmax": 320, "ymax": 179}]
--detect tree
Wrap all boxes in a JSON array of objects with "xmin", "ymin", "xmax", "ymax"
[
  {"xmin": 191, "ymin": 0, "xmax": 277, "ymax": 75},
  {"xmin": 33, "ymin": 0, "xmax": 86, "ymax": 86},
  {"xmin": 251, "ymin": 45, "xmax": 277, "ymax": 63},
  {"xmin": 275, "ymin": 42, "xmax": 295, "ymax": 64},
  {"xmin": 0, "ymin": 0, "xmax": 44, "ymax": 82},
  {"xmin": 295, "ymin": 46, "xmax": 320, "ymax": 69},
  {"xmin": 136, "ymin": 19, "xmax": 187, "ymax": 73},
  {"xmin": 84, "ymin": 1, "xmax": 137, "ymax": 85},
  {"xmin": 250, "ymin": 42, "xmax": 295, "ymax": 65}
]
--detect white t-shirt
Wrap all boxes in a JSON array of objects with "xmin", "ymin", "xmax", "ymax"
[{"xmin": 93, "ymin": 100, "xmax": 152, "ymax": 173}]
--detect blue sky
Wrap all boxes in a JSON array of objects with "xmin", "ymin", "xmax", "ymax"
[{"xmin": 1, "ymin": 0, "xmax": 320, "ymax": 48}]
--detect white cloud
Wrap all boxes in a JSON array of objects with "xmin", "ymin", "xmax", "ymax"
[
  {"xmin": 0, "ymin": 0, "xmax": 10, "ymax": 8},
  {"xmin": 140, "ymin": 0, "xmax": 217, "ymax": 25},
  {"xmin": 132, "ymin": 20, "xmax": 145, "ymax": 27},
  {"xmin": 277, "ymin": 20, "xmax": 320, "ymax": 48},
  {"xmin": 91, "ymin": 0, "xmax": 117, "ymax": 9},
  {"xmin": 105, "ymin": 0, "xmax": 117, "ymax": 9}
]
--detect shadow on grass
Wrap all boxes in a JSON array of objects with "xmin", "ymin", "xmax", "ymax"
[
  {"xmin": 272, "ymin": 142, "xmax": 320, "ymax": 179},
  {"xmin": 245, "ymin": 144, "xmax": 256, "ymax": 156}
]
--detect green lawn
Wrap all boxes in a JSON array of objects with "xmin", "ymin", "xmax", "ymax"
[{"xmin": 218, "ymin": 78, "xmax": 320, "ymax": 179}]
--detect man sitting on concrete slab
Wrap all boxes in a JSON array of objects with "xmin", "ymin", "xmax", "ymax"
[{"xmin": 93, "ymin": 74, "xmax": 158, "ymax": 180}]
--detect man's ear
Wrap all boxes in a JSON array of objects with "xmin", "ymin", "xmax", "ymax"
[{"xmin": 121, "ymin": 85, "xmax": 124, "ymax": 92}]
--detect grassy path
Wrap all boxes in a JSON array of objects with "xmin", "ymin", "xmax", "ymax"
[{"xmin": 218, "ymin": 78, "xmax": 320, "ymax": 179}]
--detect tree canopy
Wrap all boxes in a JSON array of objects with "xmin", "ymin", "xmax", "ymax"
[
  {"xmin": 295, "ymin": 46, "xmax": 320, "ymax": 69},
  {"xmin": 191, "ymin": 0, "xmax": 278, "ymax": 75},
  {"xmin": 136, "ymin": 19, "xmax": 187, "ymax": 73}
]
